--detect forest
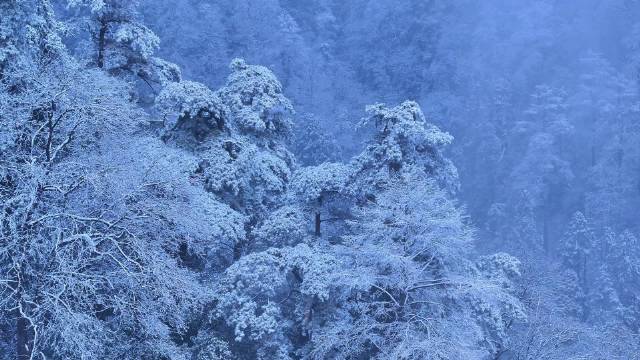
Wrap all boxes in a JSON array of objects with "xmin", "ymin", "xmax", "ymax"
[{"xmin": 1, "ymin": 0, "xmax": 639, "ymax": 359}]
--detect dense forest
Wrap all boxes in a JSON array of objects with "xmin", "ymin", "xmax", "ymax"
[{"xmin": 1, "ymin": 0, "xmax": 639, "ymax": 359}]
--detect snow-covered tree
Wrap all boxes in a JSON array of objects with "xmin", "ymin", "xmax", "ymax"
[
  {"xmin": 605, "ymin": 230, "xmax": 640, "ymax": 330},
  {"xmin": 508, "ymin": 85, "xmax": 574, "ymax": 255},
  {"xmin": 156, "ymin": 80, "xmax": 226, "ymax": 142},
  {"xmin": 0, "ymin": 4, "xmax": 225, "ymax": 357},
  {"xmin": 216, "ymin": 243, "xmax": 340, "ymax": 359},
  {"xmin": 217, "ymin": 58, "xmax": 294, "ymax": 141},
  {"xmin": 66, "ymin": 0, "xmax": 181, "ymax": 98},
  {"xmin": 308, "ymin": 178, "xmax": 523, "ymax": 359},
  {"xmin": 560, "ymin": 212, "xmax": 594, "ymax": 289},
  {"xmin": 289, "ymin": 162, "xmax": 351, "ymax": 237},
  {"xmin": 0, "ymin": 55, "xmax": 209, "ymax": 359},
  {"xmin": 0, "ymin": 0, "xmax": 64, "ymax": 76},
  {"xmin": 157, "ymin": 59, "xmax": 296, "ymax": 260},
  {"xmin": 349, "ymin": 101, "xmax": 459, "ymax": 197},
  {"xmin": 213, "ymin": 100, "xmax": 522, "ymax": 359}
]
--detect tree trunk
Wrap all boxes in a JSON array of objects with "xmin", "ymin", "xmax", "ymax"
[
  {"xmin": 16, "ymin": 283, "xmax": 32, "ymax": 360},
  {"xmin": 16, "ymin": 313, "xmax": 30, "ymax": 360},
  {"xmin": 314, "ymin": 196, "xmax": 322, "ymax": 237},
  {"xmin": 233, "ymin": 240, "xmax": 244, "ymax": 261},
  {"xmin": 96, "ymin": 19, "xmax": 108, "ymax": 69},
  {"xmin": 314, "ymin": 212, "xmax": 321, "ymax": 237}
]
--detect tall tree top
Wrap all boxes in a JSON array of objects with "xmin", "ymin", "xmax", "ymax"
[
  {"xmin": 217, "ymin": 58, "xmax": 294, "ymax": 140},
  {"xmin": 351, "ymin": 100, "xmax": 459, "ymax": 195}
]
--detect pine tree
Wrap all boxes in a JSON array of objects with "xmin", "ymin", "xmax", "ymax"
[
  {"xmin": 560, "ymin": 212, "xmax": 594, "ymax": 291},
  {"xmin": 214, "ymin": 101, "xmax": 523, "ymax": 359}
]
